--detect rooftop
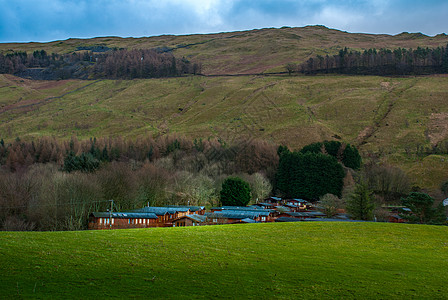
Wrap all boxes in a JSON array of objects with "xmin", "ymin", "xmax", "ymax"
[
  {"xmin": 206, "ymin": 210, "xmax": 270, "ymax": 219},
  {"xmin": 129, "ymin": 206, "xmax": 191, "ymax": 215},
  {"xmin": 175, "ymin": 214, "xmax": 207, "ymax": 222},
  {"xmin": 91, "ymin": 212, "xmax": 158, "ymax": 219}
]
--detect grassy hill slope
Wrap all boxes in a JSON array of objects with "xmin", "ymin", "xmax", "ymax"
[
  {"xmin": 3, "ymin": 74, "xmax": 448, "ymax": 149},
  {"xmin": 2, "ymin": 73, "xmax": 448, "ymax": 188},
  {"xmin": 1, "ymin": 26, "xmax": 448, "ymax": 75},
  {"xmin": 1, "ymin": 222, "xmax": 447, "ymax": 298},
  {"xmin": 1, "ymin": 26, "xmax": 448, "ymax": 189}
]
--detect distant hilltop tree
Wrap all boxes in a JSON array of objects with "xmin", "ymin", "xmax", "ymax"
[{"xmin": 287, "ymin": 45, "xmax": 448, "ymax": 76}]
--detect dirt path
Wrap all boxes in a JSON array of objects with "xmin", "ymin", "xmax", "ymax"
[{"xmin": 355, "ymin": 79, "xmax": 418, "ymax": 146}]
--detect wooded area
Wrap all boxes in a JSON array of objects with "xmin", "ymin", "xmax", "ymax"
[
  {"xmin": 291, "ymin": 45, "xmax": 448, "ymax": 75},
  {"xmin": 0, "ymin": 48, "xmax": 201, "ymax": 80},
  {"xmin": 0, "ymin": 134, "xmax": 445, "ymax": 230},
  {"xmin": 0, "ymin": 136, "xmax": 278, "ymax": 231}
]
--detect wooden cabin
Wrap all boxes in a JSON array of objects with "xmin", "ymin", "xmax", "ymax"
[
  {"xmin": 166, "ymin": 205, "xmax": 206, "ymax": 215},
  {"xmin": 128, "ymin": 206, "xmax": 204, "ymax": 227},
  {"xmin": 388, "ymin": 214, "xmax": 406, "ymax": 223},
  {"xmin": 251, "ymin": 202, "xmax": 276, "ymax": 209},
  {"xmin": 263, "ymin": 196, "xmax": 284, "ymax": 206},
  {"xmin": 205, "ymin": 210, "xmax": 273, "ymax": 224},
  {"xmin": 89, "ymin": 206, "xmax": 206, "ymax": 229},
  {"xmin": 284, "ymin": 199, "xmax": 311, "ymax": 211},
  {"xmin": 276, "ymin": 211, "xmax": 326, "ymax": 220},
  {"xmin": 172, "ymin": 214, "xmax": 207, "ymax": 227},
  {"xmin": 88, "ymin": 212, "xmax": 158, "ymax": 230}
]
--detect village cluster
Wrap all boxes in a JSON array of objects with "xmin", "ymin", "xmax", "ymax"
[{"xmin": 89, "ymin": 197, "xmax": 408, "ymax": 229}]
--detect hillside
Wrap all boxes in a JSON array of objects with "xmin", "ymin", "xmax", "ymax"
[
  {"xmin": 1, "ymin": 26, "xmax": 448, "ymax": 75},
  {"xmin": 1, "ymin": 222, "xmax": 447, "ymax": 298},
  {"xmin": 1, "ymin": 73, "xmax": 448, "ymax": 188},
  {"xmin": 1, "ymin": 26, "xmax": 448, "ymax": 189}
]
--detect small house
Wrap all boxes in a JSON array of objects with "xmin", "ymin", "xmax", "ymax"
[
  {"xmin": 263, "ymin": 196, "xmax": 283, "ymax": 206},
  {"xmin": 284, "ymin": 199, "xmax": 311, "ymax": 211},
  {"xmin": 251, "ymin": 202, "xmax": 276, "ymax": 209},
  {"xmin": 129, "ymin": 206, "xmax": 203, "ymax": 226},
  {"xmin": 205, "ymin": 210, "xmax": 272, "ymax": 224},
  {"xmin": 276, "ymin": 211, "xmax": 326, "ymax": 220},
  {"xmin": 88, "ymin": 212, "xmax": 158, "ymax": 230},
  {"xmin": 388, "ymin": 214, "xmax": 406, "ymax": 223},
  {"xmin": 173, "ymin": 214, "xmax": 207, "ymax": 227}
]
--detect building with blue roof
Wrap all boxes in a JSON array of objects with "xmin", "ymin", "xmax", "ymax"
[
  {"xmin": 172, "ymin": 214, "xmax": 207, "ymax": 227},
  {"xmin": 89, "ymin": 211, "xmax": 159, "ymax": 230},
  {"xmin": 205, "ymin": 210, "xmax": 272, "ymax": 224}
]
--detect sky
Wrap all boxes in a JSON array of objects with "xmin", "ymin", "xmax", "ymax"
[{"xmin": 1, "ymin": 0, "xmax": 447, "ymax": 43}]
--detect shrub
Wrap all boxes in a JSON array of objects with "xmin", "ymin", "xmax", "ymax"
[
  {"xmin": 63, "ymin": 151, "xmax": 99, "ymax": 173},
  {"xmin": 276, "ymin": 151, "xmax": 345, "ymax": 200},
  {"xmin": 220, "ymin": 177, "xmax": 251, "ymax": 206},
  {"xmin": 441, "ymin": 180, "xmax": 448, "ymax": 197},
  {"xmin": 345, "ymin": 183, "xmax": 375, "ymax": 221},
  {"xmin": 300, "ymin": 141, "xmax": 361, "ymax": 170}
]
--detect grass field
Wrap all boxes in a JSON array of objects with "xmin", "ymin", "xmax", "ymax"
[{"xmin": 1, "ymin": 222, "xmax": 447, "ymax": 298}]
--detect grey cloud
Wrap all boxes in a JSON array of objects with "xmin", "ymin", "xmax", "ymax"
[{"xmin": 0, "ymin": 0, "xmax": 446, "ymax": 42}]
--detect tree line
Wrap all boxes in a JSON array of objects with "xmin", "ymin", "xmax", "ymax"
[
  {"xmin": 0, "ymin": 48, "xmax": 201, "ymax": 80},
  {"xmin": 0, "ymin": 135, "xmax": 279, "ymax": 231},
  {"xmin": 1, "ymin": 135, "xmax": 445, "ymax": 230},
  {"xmin": 275, "ymin": 141, "xmax": 360, "ymax": 200},
  {"xmin": 287, "ymin": 44, "xmax": 448, "ymax": 76},
  {"xmin": 0, "ymin": 136, "xmax": 278, "ymax": 175}
]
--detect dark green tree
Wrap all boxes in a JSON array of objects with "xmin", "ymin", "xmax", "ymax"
[
  {"xmin": 345, "ymin": 183, "xmax": 375, "ymax": 220},
  {"xmin": 442, "ymin": 43, "xmax": 448, "ymax": 73},
  {"xmin": 165, "ymin": 139, "xmax": 181, "ymax": 155},
  {"xmin": 277, "ymin": 145, "xmax": 290, "ymax": 157},
  {"xmin": 101, "ymin": 146, "xmax": 110, "ymax": 162},
  {"xmin": 342, "ymin": 144, "xmax": 362, "ymax": 170},
  {"xmin": 401, "ymin": 192, "xmax": 445, "ymax": 224},
  {"xmin": 63, "ymin": 151, "xmax": 99, "ymax": 173},
  {"xmin": 220, "ymin": 177, "xmax": 251, "ymax": 206},
  {"xmin": 194, "ymin": 138, "xmax": 204, "ymax": 152},
  {"xmin": 300, "ymin": 142, "xmax": 323, "ymax": 154},
  {"xmin": 441, "ymin": 179, "xmax": 448, "ymax": 197},
  {"xmin": 89, "ymin": 137, "xmax": 101, "ymax": 160},
  {"xmin": 276, "ymin": 151, "xmax": 345, "ymax": 200},
  {"xmin": 62, "ymin": 151, "xmax": 78, "ymax": 173},
  {"xmin": 324, "ymin": 140, "xmax": 342, "ymax": 157},
  {"xmin": 300, "ymin": 141, "xmax": 361, "ymax": 170}
]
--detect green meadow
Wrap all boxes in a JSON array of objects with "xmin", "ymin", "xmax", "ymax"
[{"xmin": 1, "ymin": 222, "xmax": 447, "ymax": 298}]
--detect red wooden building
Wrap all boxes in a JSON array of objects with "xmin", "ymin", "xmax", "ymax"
[
  {"xmin": 88, "ymin": 212, "xmax": 159, "ymax": 230},
  {"xmin": 89, "ymin": 206, "xmax": 206, "ymax": 229},
  {"xmin": 172, "ymin": 214, "xmax": 207, "ymax": 227},
  {"xmin": 276, "ymin": 211, "xmax": 326, "ymax": 220}
]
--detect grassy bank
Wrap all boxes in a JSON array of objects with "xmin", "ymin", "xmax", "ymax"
[{"xmin": 1, "ymin": 222, "xmax": 447, "ymax": 298}]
